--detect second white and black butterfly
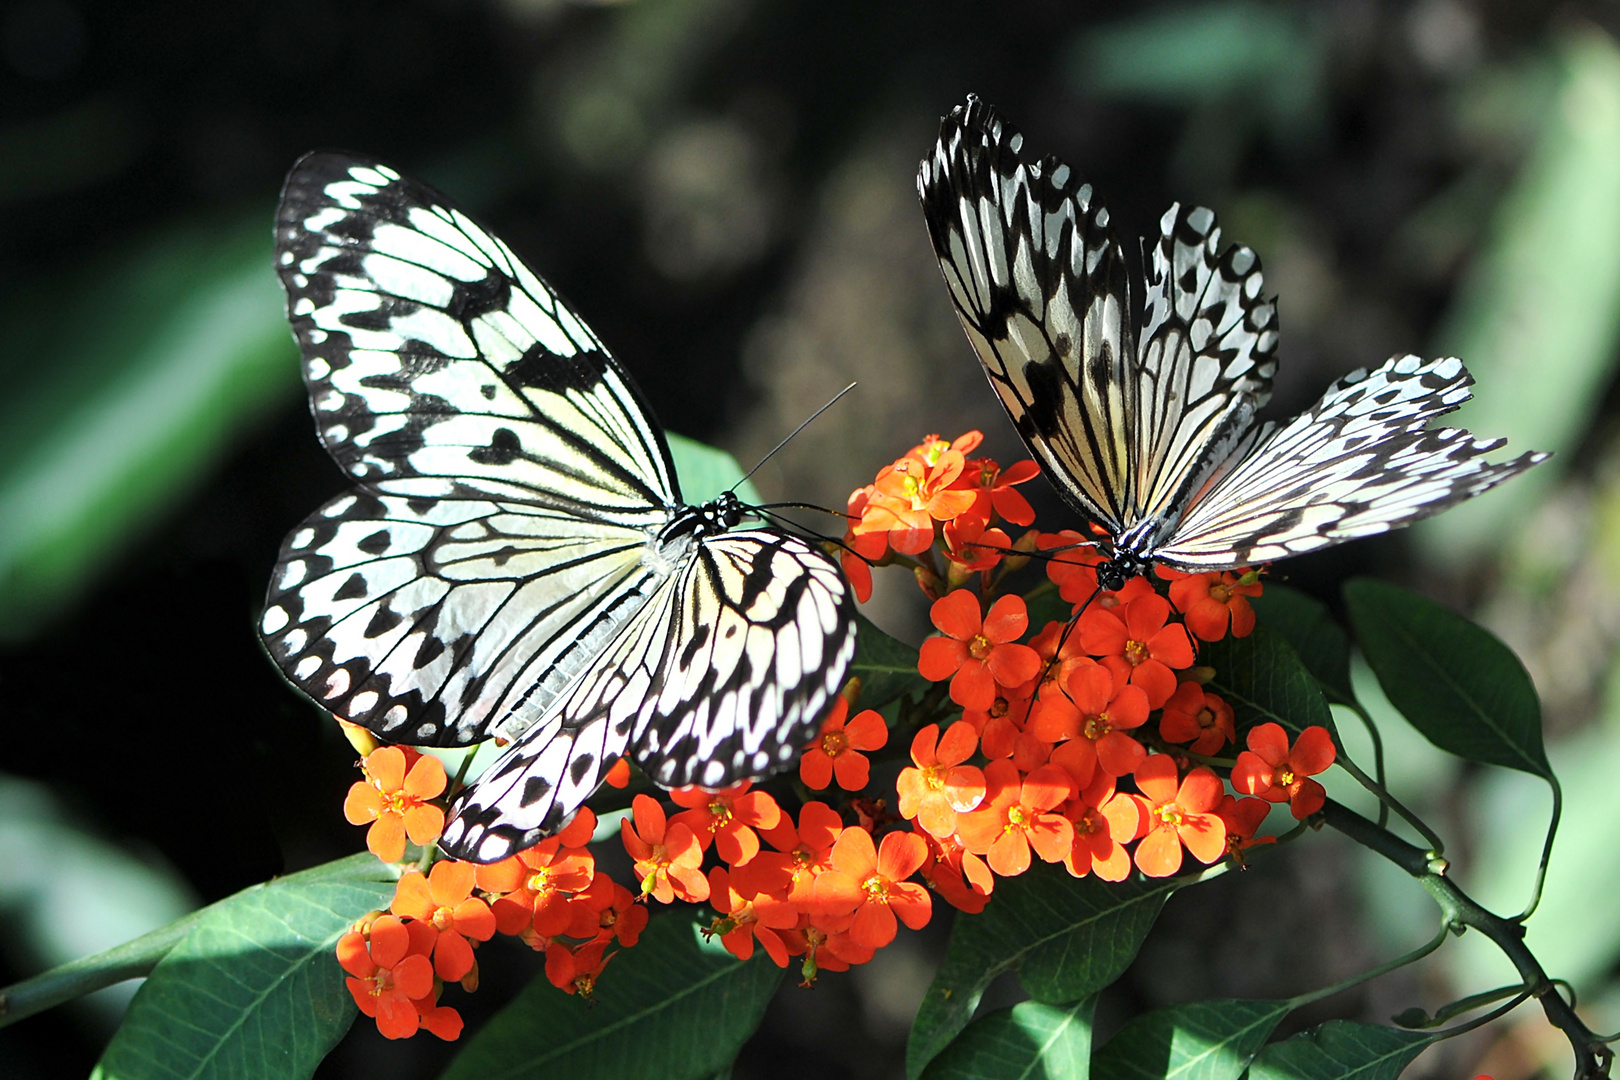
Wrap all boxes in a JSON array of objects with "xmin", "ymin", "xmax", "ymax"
[
  {"xmin": 261, "ymin": 154, "xmax": 856, "ymax": 863},
  {"xmin": 918, "ymin": 97, "xmax": 1545, "ymax": 589}
]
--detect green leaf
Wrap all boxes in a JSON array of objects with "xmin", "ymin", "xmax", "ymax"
[
  {"xmin": 442, "ymin": 912, "xmax": 782, "ymax": 1080},
  {"xmin": 91, "ymin": 854, "xmax": 395, "ymax": 1080},
  {"xmin": 1343, "ymin": 578, "xmax": 1548, "ymax": 777},
  {"xmin": 1250, "ymin": 585, "xmax": 1353, "ymax": 706},
  {"xmin": 1201, "ymin": 624, "xmax": 1334, "ymax": 738},
  {"xmin": 1091, "ymin": 999, "xmax": 1290, "ymax": 1080},
  {"xmin": 667, "ymin": 431, "xmax": 762, "ymax": 506},
  {"xmin": 851, "ymin": 612, "xmax": 926, "ymax": 709},
  {"xmin": 907, "ymin": 872, "xmax": 1174, "ymax": 1079},
  {"xmin": 922, "ymin": 997, "xmax": 1096, "ymax": 1080},
  {"xmin": 1246, "ymin": 1020, "xmax": 1437, "ymax": 1080}
]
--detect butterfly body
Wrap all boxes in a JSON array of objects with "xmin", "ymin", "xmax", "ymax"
[
  {"xmin": 919, "ymin": 98, "xmax": 1544, "ymax": 577},
  {"xmin": 263, "ymin": 154, "xmax": 855, "ymax": 863}
]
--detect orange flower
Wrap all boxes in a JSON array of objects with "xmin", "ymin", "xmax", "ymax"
[
  {"xmin": 862, "ymin": 437, "xmax": 978, "ymax": 551},
  {"xmin": 1160, "ymin": 568, "xmax": 1262, "ymax": 641},
  {"xmin": 545, "ymin": 939, "xmax": 613, "ymax": 998},
  {"xmin": 603, "ymin": 758, "xmax": 632, "ymax": 789},
  {"xmin": 811, "ymin": 828, "xmax": 932, "ymax": 949},
  {"xmin": 343, "ymin": 746, "xmax": 447, "ymax": 863},
  {"xmin": 739, "ymin": 801, "xmax": 844, "ymax": 905},
  {"xmin": 841, "ymin": 486, "xmax": 888, "ymax": 603},
  {"xmin": 1079, "ymin": 593, "xmax": 1195, "ymax": 709},
  {"xmin": 565, "ymin": 871, "xmax": 648, "ymax": 946},
  {"xmin": 942, "ymin": 514, "xmax": 1014, "ymax": 575},
  {"xmin": 706, "ymin": 866, "xmax": 798, "ymax": 966},
  {"xmin": 1038, "ymin": 531, "xmax": 1103, "ymax": 605},
  {"xmin": 1231, "ymin": 723, "xmax": 1336, "ymax": 819},
  {"xmin": 475, "ymin": 809, "xmax": 597, "ymax": 937},
  {"xmin": 917, "ymin": 590, "xmax": 1042, "ymax": 710},
  {"xmin": 957, "ymin": 761, "xmax": 1075, "ymax": 877},
  {"xmin": 669, "ymin": 781, "xmax": 782, "ymax": 866},
  {"xmin": 620, "ymin": 794, "xmax": 709, "ymax": 903},
  {"xmin": 1158, "ymin": 683, "xmax": 1236, "ymax": 755},
  {"xmin": 916, "ymin": 830, "xmax": 993, "ymax": 913},
  {"xmin": 1030, "ymin": 663, "xmax": 1150, "ymax": 778},
  {"xmin": 390, "ymin": 860, "xmax": 496, "ymax": 981},
  {"xmin": 957, "ymin": 457, "xmax": 1039, "ymax": 527},
  {"xmin": 800, "ymin": 699, "xmax": 889, "ymax": 792},
  {"xmin": 1063, "ymin": 774, "xmax": 1147, "ymax": 881},
  {"xmin": 337, "ymin": 915, "xmax": 437, "ymax": 1040},
  {"xmin": 1016, "ymin": 620, "xmax": 1094, "ymax": 704},
  {"xmin": 1131, "ymin": 756, "xmax": 1226, "ymax": 877},
  {"xmin": 1215, "ymin": 795, "xmax": 1277, "ymax": 862},
  {"xmin": 896, "ymin": 721, "xmax": 986, "ymax": 838}
]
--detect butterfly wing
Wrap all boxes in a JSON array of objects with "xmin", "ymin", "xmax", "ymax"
[
  {"xmin": 276, "ymin": 153, "xmax": 678, "ymax": 516},
  {"xmin": 440, "ymin": 529, "xmax": 856, "ymax": 862},
  {"xmin": 263, "ymin": 154, "xmax": 683, "ymax": 744},
  {"xmin": 1156, "ymin": 355, "xmax": 1548, "ymax": 569},
  {"xmin": 918, "ymin": 96, "xmax": 1134, "ymax": 532},
  {"xmin": 1128, "ymin": 203, "xmax": 1278, "ymax": 543}
]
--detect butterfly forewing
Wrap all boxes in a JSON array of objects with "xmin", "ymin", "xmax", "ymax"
[
  {"xmin": 276, "ymin": 153, "xmax": 678, "ymax": 519},
  {"xmin": 264, "ymin": 155, "xmax": 856, "ymax": 858},
  {"xmin": 919, "ymin": 97, "xmax": 1134, "ymax": 531}
]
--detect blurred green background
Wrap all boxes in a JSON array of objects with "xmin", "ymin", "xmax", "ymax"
[{"xmin": 2, "ymin": 2, "xmax": 1619, "ymax": 1078}]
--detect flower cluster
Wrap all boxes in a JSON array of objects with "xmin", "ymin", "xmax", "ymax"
[
  {"xmin": 842, "ymin": 431, "xmax": 1039, "ymax": 602},
  {"xmin": 845, "ymin": 433, "xmax": 1336, "ymax": 905},
  {"xmin": 333, "ymin": 428, "xmax": 1345, "ymax": 1037}
]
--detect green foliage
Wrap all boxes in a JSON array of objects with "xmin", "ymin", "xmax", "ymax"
[
  {"xmin": 1245, "ymin": 1021, "xmax": 1438, "ymax": 1080},
  {"xmin": 1201, "ymin": 624, "xmax": 1336, "ymax": 741},
  {"xmin": 1249, "ymin": 585, "xmax": 1354, "ymax": 706},
  {"xmin": 90, "ymin": 855, "xmax": 395, "ymax": 1080},
  {"xmin": 441, "ymin": 913, "xmax": 782, "ymax": 1080},
  {"xmin": 1091, "ymin": 999, "xmax": 1290, "ymax": 1080},
  {"xmin": 851, "ymin": 611, "xmax": 929, "ymax": 709},
  {"xmin": 921, "ymin": 998, "xmax": 1096, "ymax": 1080},
  {"xmin": 666, "ymin": 432, "xmax": 762, "ymax": 506},
  {"xmin": 1344, "ymin": 578, "xmax": 1548, "ymax": 778},
  {"xmin": 908, "ymin": 873, "xmax": 1176, "ymax": 1079}
]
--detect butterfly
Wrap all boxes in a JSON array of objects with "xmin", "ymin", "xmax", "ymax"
[
  {"xmin": 917, "ymin": 97, "xmax": 1546, "ymax": 591},
  {"xmin": 260, "ymin": 153, "xmax": 857, "ymax": 863}
]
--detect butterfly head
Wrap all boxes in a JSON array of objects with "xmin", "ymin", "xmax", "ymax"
[
  {"xmin": 697, "ymin": 490, "xmax": 745, "ymax": 533},
  {"xmin": 1097, "ymin": 551, "xmax": 1152, "ymax": 593}
]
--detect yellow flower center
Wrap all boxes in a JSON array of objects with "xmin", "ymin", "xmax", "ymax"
[
  {"xmin": 1083, "ymin": 712, "xmax": 1112, "ymax": 741},
  {"xmin": 1197, "ymin": 707, "xmax": 1217, "ymax": 731},
  {"xmin": 1274, "ymin": 766, "xmax": 1296, "ymax": 787},
  {"xmin": 431, "ymin": 904, "xmax": 455, "ymax": 931},
  {"xmin": 526, "ymin": 867, "xmax": 553, "ymax": 895},
  {"xmin": 821, "ymin": 731, "xmax": 850, "ymax": 758},
  {"xmin": 1075, "ymin": 808, "xmax": 1102, "ymax": 836},
  {"xmin": 1210, "ymin": 582, "xmax": 1233, "ymax": 603},
  {"xmin": 923, "ymin": 764, "xmax": 948, "ymax": 791},
  {"xmin": 1124, "ymin": 640, "xmax": 1149, "ymax": 666},
  {"xmin": 862, "ymin": 873, "xmax": 891, "ymax": 902},
  {"xmin": 708, "ymin": 799, "xmax": 734, "ymax": 827},
  {"xmin": 969, "ymin": 634, "xmax": 993, "ymax": 660},
  {"xmin": 1006, "ymin": 805, "xmax": 1031, "ymax": 830},
  {"xmin": 1155, "ymin": 803, "xmax": 1184, "ymax": 829}
]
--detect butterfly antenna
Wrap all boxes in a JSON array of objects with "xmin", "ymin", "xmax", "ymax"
[
  {"xmin": 1039, "ymin": 581, "xmax": 1104, "ymax": 689},
  {"xmin": 730, "ymin": 383, "xmax": 858, "ymax": 493}
]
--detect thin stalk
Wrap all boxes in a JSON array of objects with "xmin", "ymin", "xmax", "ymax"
[
  {"xmin": 1323, "ymin": 798, "xmax": 1612, "ymax": 1080},
  {"xmin": 1331, "ymin": 753, "xmax": 1445, "ymax": 856},
  {"xmin": 0, "ymin": 910, "xmax": 202, "ymax": 1029}
]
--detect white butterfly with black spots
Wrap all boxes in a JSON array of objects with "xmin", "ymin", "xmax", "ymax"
[
  {"xmin": 917, "ymin": 97, "xmax": 1546, "ymax": 589},
  {"xmin": 261, "ymin": 153, "xmax": 856, "ymax": 863}
]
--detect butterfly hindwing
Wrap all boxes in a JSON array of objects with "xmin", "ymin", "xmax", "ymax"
[
  {"xmin": 1159, "ymin": 355, "xmax": 1547, "ymax": 569},
  {"xmin": 440, "ymin": 529, "xmax": 856, "ymax": 863}
]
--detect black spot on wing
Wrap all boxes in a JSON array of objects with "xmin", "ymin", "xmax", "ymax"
[
  {"xmin": 358, "ymin": 529, "xmax": 391, "ymax": 556},
  {"xmin": 469, "ymin": 427, "xmax": 522, "ymax": 466},
  {"xmin": 569, "ymin": 753, "xmax": 595, "ymax": 787},
  {"xmin": 521, "ymin": 774, "xmax": 553, "ymax": 808},
  {"xmin": 335, "ymin": 573, "xmax": 368, "ymax": 601},
  {"xmin": 447, "ymin": 271, "xmax": 511, "ymax": 323}
]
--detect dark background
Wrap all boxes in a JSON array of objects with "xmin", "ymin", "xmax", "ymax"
[{"xmin": 3, "ymin": 2, "xmax": 1619, "ymax": 1078}]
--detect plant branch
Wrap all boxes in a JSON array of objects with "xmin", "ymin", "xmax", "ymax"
[
  {"xmin": 1323, "ymin": 798, "xmax": 1611, "ymax": 1080},
  {"xmin": 0, "ymin": 910, "xmax": 201, "ymax": 1029}
]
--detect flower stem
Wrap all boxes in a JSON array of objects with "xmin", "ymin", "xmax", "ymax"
[
  {"xmin": 1322, "ymin": 798, "xmax": 1613, "ymax": 1080},
  {"xmin": 0, "ymin": 910, "xmax": 201, "ymax": 1029}
]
